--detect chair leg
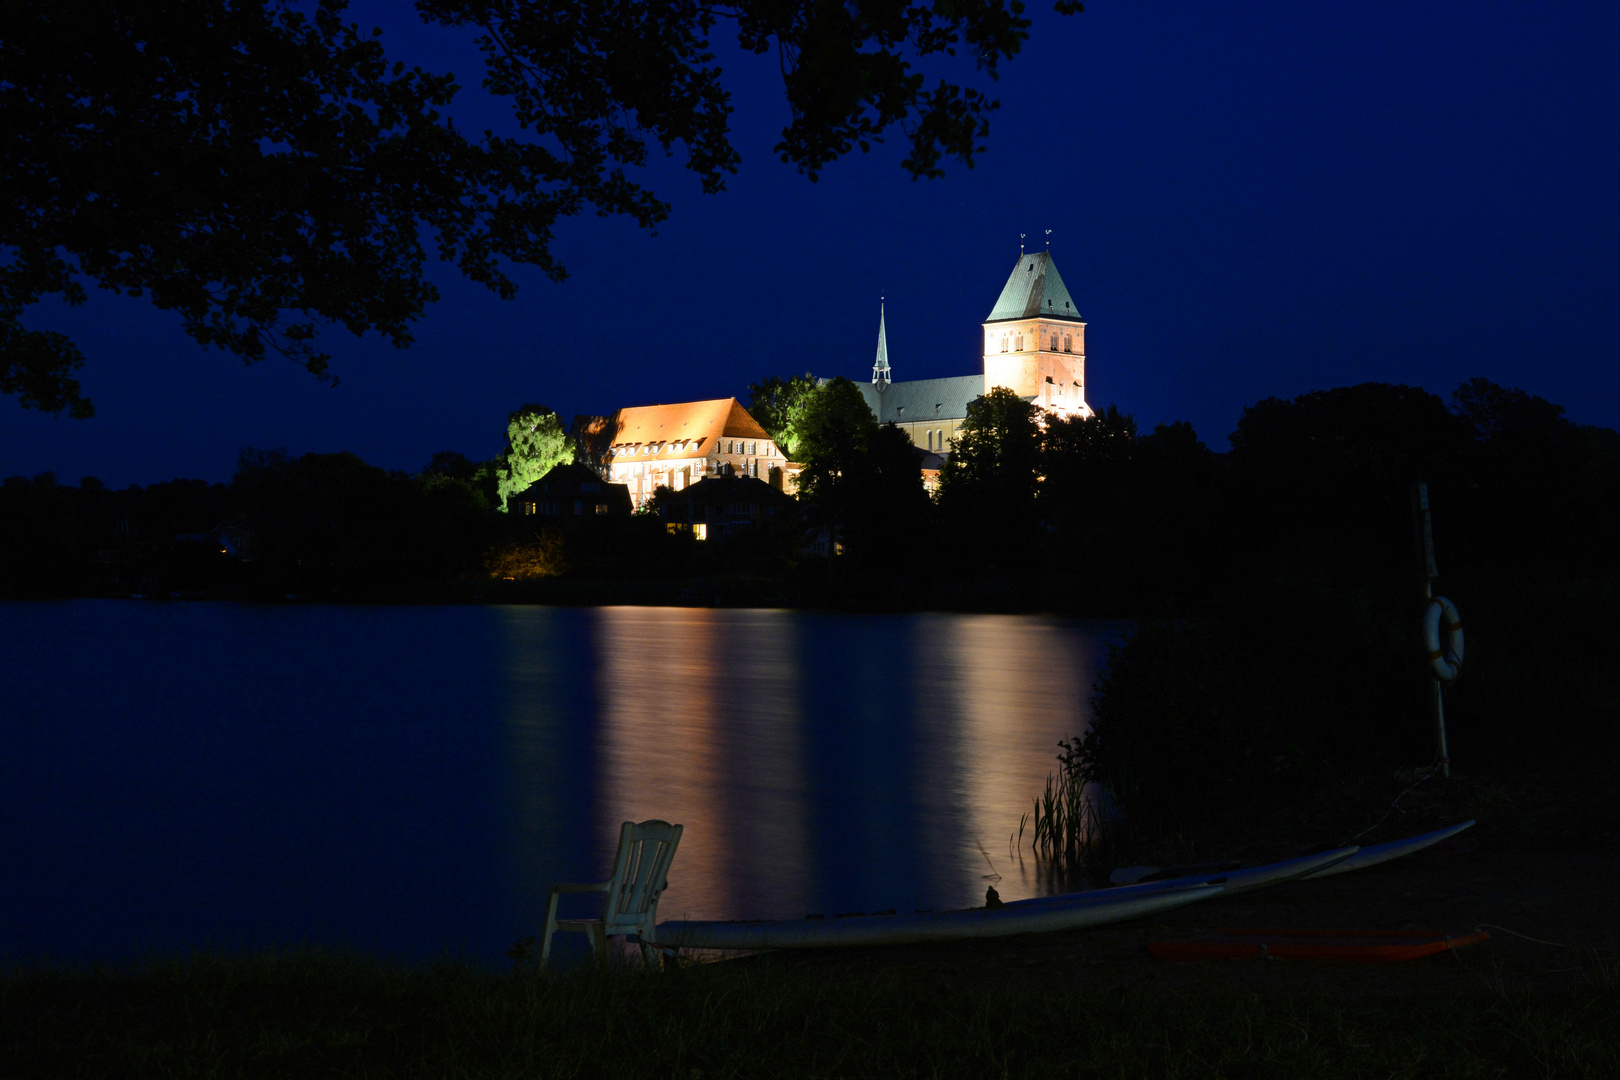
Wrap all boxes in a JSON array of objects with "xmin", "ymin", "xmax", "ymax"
[{"xmin": 541, "ymin": 893, "xmax": 562, "ymax": 970}]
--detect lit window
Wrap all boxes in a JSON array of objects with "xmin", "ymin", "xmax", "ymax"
[
  {"xmin": 596, "ymin": 503, "xmax": 608, "ymax": 515},
  {"xmin": 522, "ymin": 501, "xmax": 536, "ymax": 515}
]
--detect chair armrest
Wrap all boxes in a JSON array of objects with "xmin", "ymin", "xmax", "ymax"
[{"xmin": 548, "ymin": 881, "xmax": 611, "ymax": 896}]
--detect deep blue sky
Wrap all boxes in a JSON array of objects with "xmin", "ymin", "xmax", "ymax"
[{"xmin": 5, "ymin": 1, "xmax": 1618, "ymax": 487}]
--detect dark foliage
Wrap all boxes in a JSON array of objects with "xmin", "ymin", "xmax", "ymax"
[
  {"xmin": 1063, "ymin": 380, "xmax": 1620, "ymax": 851},
  {"xmin": 938, "ymin": 386, "xmax": 1042, "ymax": 568},
  {"xmin": 3, "ymin": 0, "xmax": 1070, "ymax": 416}
]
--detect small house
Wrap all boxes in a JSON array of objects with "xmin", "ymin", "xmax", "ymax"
[{"xmin": 511, "ymin": 463, "xmax": 632, "ymax": 520}]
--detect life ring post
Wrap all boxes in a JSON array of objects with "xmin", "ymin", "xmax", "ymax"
[{"xmin": 1410, "ymin": 482, "xmax": 1452, "ymax": 778}]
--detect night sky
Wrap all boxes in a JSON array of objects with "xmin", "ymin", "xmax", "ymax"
[{"xmin": 5, "ymin": 1, "xmax": 1617, "ymax": 488}]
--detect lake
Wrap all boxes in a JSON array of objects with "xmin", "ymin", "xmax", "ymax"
[{"xmin": 0, "ymin": 601, "xmax": 1124, "ymax": 967}]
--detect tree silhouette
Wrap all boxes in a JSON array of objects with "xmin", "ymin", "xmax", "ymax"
[{"xmin": 3, "ymin": 0, "xmax": 1077, "ymax": 416}]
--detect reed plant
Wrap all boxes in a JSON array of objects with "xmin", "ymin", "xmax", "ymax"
[{"xmin": 1021, "ymin": 738, "xmax": 1129, "ymax": 879}]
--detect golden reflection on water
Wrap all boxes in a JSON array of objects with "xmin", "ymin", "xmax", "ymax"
[
  {"xmin": 941, "ymin": 615, "xmax": 1093, "ymax": 900},
  {"xmin": 591, "ymin": 607, "xmax": 810, "ymax": 923},
  {"xmin": 507, "ymin": 608, "xmax": 1114, "ymax": 923}
]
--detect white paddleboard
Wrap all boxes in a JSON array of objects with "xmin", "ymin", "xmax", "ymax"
[
  {"xmin": 653, "ymin": 883, "xmax": 1223, "ymax": 950},
  {"xmin": 1299, "ymin": 820, "xmax": 1475, "ymax": 879},
  {"xmin": 1004, "ymin": 845, "xmax": 1361, "ymax": 909}
]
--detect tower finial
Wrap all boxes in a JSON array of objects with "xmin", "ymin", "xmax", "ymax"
[
  {"xmin": 1045, "ymin": 228, "xmax": 1052, "ymax": 251},
  {"xmin": 872, "ymin": 298, "xmax": 891, "ymax": 390},
  {"xmin": 1019, "ymin": 232, "xmax": 1026, "ymax": 255}
]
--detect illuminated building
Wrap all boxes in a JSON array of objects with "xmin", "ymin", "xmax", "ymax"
[
  {"xmin": 576, "ymin": 398, "xmax": 787, "ymax": 509},
  {"xmin": 859, "ymin": 250, "xmax": 1092, "ymax": 455}
]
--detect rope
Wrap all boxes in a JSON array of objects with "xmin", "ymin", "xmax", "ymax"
[
  {"xmin": 1348, "ymin": 763, "xmax": 1442, "ymax": 842},
  {"xmin": 1474, "ymin": 923, "xmax": 1575, "ymax": 949}
]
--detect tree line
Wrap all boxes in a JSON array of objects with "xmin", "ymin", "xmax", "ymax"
[
  {"xmin": 5, "ymin": 376, "xmax": 1617, "ymax": 616},
  {"xmin": 752, "ymin": 374, "xmax": 1619, "ymax": 610}
]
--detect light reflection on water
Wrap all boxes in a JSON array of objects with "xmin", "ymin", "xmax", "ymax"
[
  {"xmin": 0, "ymin": 601, "xmax": 1122, "ymax": 966},
  {"xmin": 507, "ymin": 607, "xmax": 1113, "ymax": 925}
]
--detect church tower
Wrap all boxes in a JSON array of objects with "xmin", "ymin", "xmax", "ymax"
[
  {"xmin": 982, "ymin": 251, "xmax": 1090, "ymax": 418},
  {"xmin": 872, "ymin": 300, "xmax": 891, "ymax": 390}
]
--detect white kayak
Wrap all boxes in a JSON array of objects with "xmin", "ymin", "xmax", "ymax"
[
  {"xmin": 1003, "ymin": 844, "xmax": 1361, "ymax": 909},
  {"xmin": 653, "ymin": 883, "xmax": 1223, "ymax": 950},
  {"xmin": 1299, "ymin": 820, "xmax": 1475, "ymax": 879}
]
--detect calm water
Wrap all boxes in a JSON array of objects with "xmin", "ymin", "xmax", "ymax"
[{"xmin": 0, "ymin": 601, "xmax": 1123, "ymax": 966}]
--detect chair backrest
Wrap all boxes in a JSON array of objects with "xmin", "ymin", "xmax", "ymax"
[{"xmin": 602, "ymin": 820, "xmax": 683, "ymax": 934}]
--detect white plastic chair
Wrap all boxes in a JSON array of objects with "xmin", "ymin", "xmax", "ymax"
[{"xmin": 541, "ymin": 819, "xmax": 683, "ymax": 968}]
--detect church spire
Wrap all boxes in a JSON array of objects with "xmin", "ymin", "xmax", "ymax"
[{"xmin": 872, "ymin": 299, "xmax": 891, "ymax": 390}]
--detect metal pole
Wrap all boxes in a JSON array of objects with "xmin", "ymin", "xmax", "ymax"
[
  {"xmin": 1431, "ymin": 678, "xmax": 1450, "ymax": 778},
  {"xmin": 1410, "ymin": 482, "xmax": 1451, "ymax": 777}
]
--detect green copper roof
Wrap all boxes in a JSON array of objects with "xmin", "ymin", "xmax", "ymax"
[
  {"xmin": 858, "ymin": 375, "xmax": 986, "ymax": 423},
  {"xmin": 984, "ymin": 251, "xmax": 1082, "ymax": 323},
  {"xmin": 873, "ymin": 302, "xmax": 891, "ymax": 383}
]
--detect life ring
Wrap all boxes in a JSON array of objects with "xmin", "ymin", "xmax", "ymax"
[{"xmin": 1423, "ymin": 596, "xmax": 1464, "ymax": 681}]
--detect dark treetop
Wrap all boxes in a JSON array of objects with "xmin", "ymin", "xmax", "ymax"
[{"xmin": 0, "ymin": 0, "xmax": 1066, "ymax": 418}]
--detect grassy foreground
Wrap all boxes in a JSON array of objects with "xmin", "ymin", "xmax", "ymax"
[{"xmin": 3, "ymin": 951, "xmax": 1617, "ymax": 1079}]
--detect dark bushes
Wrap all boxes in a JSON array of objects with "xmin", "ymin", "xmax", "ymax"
[{"xmin": 1066, "ymin": 379, "xmax": 1620, "ymax": 850}]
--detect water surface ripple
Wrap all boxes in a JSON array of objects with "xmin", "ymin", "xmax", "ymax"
[{"xmin": 0, "ymin": 601, "xmax": 1122, "ymax": 965}]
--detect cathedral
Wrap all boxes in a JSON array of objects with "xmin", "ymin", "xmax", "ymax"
[{"xmin": 857, "ymin": 250, "xmax": 1092, "ymax": 455}]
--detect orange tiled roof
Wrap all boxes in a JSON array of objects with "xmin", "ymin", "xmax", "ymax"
[{"xmin": 604, "ymin": 398, "xmax": 772, "ymax": 458}]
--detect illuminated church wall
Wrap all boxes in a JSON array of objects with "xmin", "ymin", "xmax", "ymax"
[
  {"xmin": 860, "ymin": 249, "xmax": 1094, "ymax": 458},
  {"xmin": 982, "ymin": 316, "xmax": 1088, "ymax": 417}
]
